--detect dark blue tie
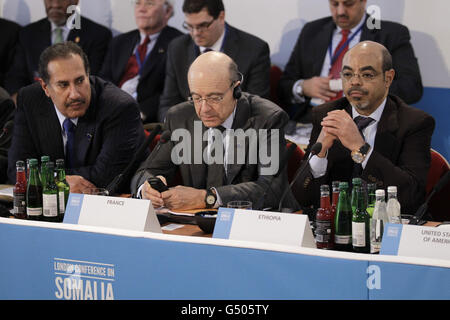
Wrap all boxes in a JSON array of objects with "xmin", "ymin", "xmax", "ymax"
[{"xmin": 63, "ymin": 118, "xmax": 75, "ymax": 169}]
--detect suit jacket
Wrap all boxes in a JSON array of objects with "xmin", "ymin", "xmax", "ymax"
[
  {"xmin": 292, "ymin": 95, "xmax": 435, "ymax": 214},
  {"xmin": 0, "ymin": 18, "xmax": 21, "ymax": 88},
  {"xmin": 132, "ymin": 93, "xmax": 299, "ymax": 211},
  {"xmin": 278, "ymin": 15, "xmax": 423, "ymax": 119},
  {"xmin": 5, "ymin": 17, "xmax": 112, "ymax": 95},
  {"xmin": 99, "ymin": 26, "xmax": 182, "ymax": 123},
  {"xmin": 8, "ymin": 76, "xmax": 147, "ymax": 191},
  {"xmin": 158, "ymin": 24, "xmax": 271, "ymax": 122}
]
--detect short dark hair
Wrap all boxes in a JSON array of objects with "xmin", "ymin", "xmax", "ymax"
[
  {"xmin": 39, "ymin": 41, "xmax": 90, "ymax": 84},
  {"xmin": 381, "ymin": 46, "xmax": 393, "ymax": 73},
  {"xmin": 182, "ymin": 0, "xmax": 224, "ymax": 19}
]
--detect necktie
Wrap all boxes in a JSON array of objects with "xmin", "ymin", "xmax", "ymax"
[
  {"xmin": 119, "ymin": 36, "xmax": 151, "ymax": 88},
  {"xmin": 352, "ymin": 116, "xmax": 375, "ymax": 177},
  {"xmin": 54, "ymin": 27, "xmax": 63, "ymax": 44},
  {"xmin": 203, "ymin": 48, "xmax": 213, "ymax": 54},
  {"xmin": 63, "ymin": 118, "xmax": 76, "ymax": 169},
  {"xmin": 329, "ymin": 29, "xmax": 350, "ymax": 100},
  {"xmin": 206, "ymin": 126, "xmax": 226, "ymax": 188}
]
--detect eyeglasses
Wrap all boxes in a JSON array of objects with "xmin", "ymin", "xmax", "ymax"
[
  {"xmin": 340, "ymin": 71, "xmax": 381, "ymax": 82},
  {"xmin": 188, "ymin": 83, "xmax": 234, "ymax": 106},
  {"xmin": 182, "ymin": 18, "xmax": 216, "ymax": 33}
]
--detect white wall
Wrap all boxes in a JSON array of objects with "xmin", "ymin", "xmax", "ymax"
[{"xmin": 1, "ymin": 0, "xmax": 449, "ymax": 88}]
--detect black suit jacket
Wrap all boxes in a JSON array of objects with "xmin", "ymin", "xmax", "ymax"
[
  {"xmin": 0, "ymin": 18, "xmax": 21, "ymax": 88},
  {"xmin": 5, "ymin": 17, "xmax": 112, "ymax": 95},
  {"xmin": 158, "ymin": 24, "xmax": 271, "ymax": 122},
  {"xmin": 8, "ymin": 76, "xmax": 147, "ymax": 191},
  {"xmin": 99, "ymin": 26, "xmax": 182, "ymax": 123},
  {"xmin": 132, "ymin": 93, "xmax": 299, "ymax": 211},
  {"xmin": 279, "ymin": 15, "xmax": 423, "ymax": 118},
  {"xmin": 293, "ymin": 95, "xmax": 435, "ymax": 214}
]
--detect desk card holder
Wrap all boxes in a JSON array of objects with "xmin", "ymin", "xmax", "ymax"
[
  {"xmin": 64, "ymin": 193, "xmax": 161, "ymax": 233},
  {"xmin": 381, "ymin": 223, "xmax": 450, "ymax": 260},
  {"xmin": 213, "ymin": 207, "xmax": 316, "ymax": 248}
]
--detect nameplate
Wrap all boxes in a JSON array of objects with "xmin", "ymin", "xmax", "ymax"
[
  {"xmin": 64, "ymin": 194, "xmax": 161, "ymax": 233},
  {"xmin": 213, "ymin": 208, "xmax": 315, "ymax": 248},
  {"xmin": 380, "ymin": 223, "xmax": 450, "ymax": 260}
]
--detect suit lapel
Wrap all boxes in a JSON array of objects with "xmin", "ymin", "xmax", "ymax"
[
  {"xmin": 222, "ymin": 24, "xmax": 238, "ymax": 60},
  {"xmin": 37, "ymin": 96, "xmax": 65, "ymax": 158},
  {"xmin": 117, "ymin": 31, "xmax": 140, "ymax": 82},
  {"xmin": 374, "ymin": 97, "xmax": 399, "ymax": 160},
  {"xmin": 140, "ymin": 28, "xmax": 167, "ymax": 80},
  {"xmin": 313, "ymin": 19, "xmax": 336, "ymax": 75},
  {"xmin": 188, "ymin": 114, "xmax": 208, "ymax": 189}
]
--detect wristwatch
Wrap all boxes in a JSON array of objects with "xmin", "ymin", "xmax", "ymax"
[
  {"xmin": 351, "ymin": 143, "xmax": 371, "ymax": 164},
  {"xmin": 205, "ymin": 188, "xmax": 217, "ymax": 208},
  {"xmin": 295, "ymin": 80, "xmax": 305, "ymax": 96}
]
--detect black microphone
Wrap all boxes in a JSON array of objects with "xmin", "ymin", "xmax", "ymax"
[
  {"xmin": 410, "ymin": 171, "xmax": 450, "ymax": 225},
  {"xmin": 254, "ymin": 142, "xmax": 298, "ymax": 210},
  {"xmin": 0, "ymin": 120, "xmax": 13, "ymax": 141},
  {"xmin": 106, "ymin": 125, "xmax": 162, "ymax": 196},
  {"xmin": 277, "ymin": 142, "xmax": 323, "ymax": 212}
]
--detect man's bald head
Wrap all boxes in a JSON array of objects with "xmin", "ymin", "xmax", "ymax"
[
  {"xmin": 344, "ymin": 41, "xmax": 393, "ymax": 74},
  {"xmin": 188, "ymin": 52, "xmax": 241, "ymax": 128}
]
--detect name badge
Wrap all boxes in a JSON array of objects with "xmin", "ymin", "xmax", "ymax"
[
  {"xmin": 213, "ymin": 208, "xmax": 315, "ymax": 248},
  {"xmin": 381, "ymin": 223, "xmax": 450, "ymax": 260},
  {"xmin": 64, "ymin": 194, "xmax": 161, "ymax": 233}
]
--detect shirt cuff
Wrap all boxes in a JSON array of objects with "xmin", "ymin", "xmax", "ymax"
[
  {"xmin": 137, "ymin": 183, "xmax": 145, "ymax": 199},
  {"xmin": 292, "ymin": 79, "xmax": 306, "ymax": 104},
  {"xmin": 211, "ymin": 187, "xmax": 222, "ymax": 208},
  {"xmin": 309, "ymin": 154, "xmax": 328, "ymax": 178}
]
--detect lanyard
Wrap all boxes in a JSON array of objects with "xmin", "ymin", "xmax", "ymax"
[
  {"xmin": 134, "ymin": 42, "xmax": 150, "ymax": 76},
  {"xmin": 328, "ymin": 24, "xmax": 364, "ymax": 66}
]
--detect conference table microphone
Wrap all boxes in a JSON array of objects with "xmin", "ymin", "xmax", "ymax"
[
  {"xmin": 254, "ymin": 142, "xmax": 298, "ymax": 211},
  {"xmin": 106, "ymin": 124, "xmax": 162, "ymax": 196},
  {"xmin": 277, "ymin": 142, "xmax": 323, "ymax": 213},
  {"xmin": 409, "ymin": 171, "xmax": 450, "ymax": 225}
]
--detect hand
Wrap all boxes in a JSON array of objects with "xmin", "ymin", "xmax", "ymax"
[
  {"xmin": 161, "ymin": 186, "xmax": 207, "ymax": 211},
  {"xmin": 66, "ymin": 175, "xmax": 96, "ymax": 194},
  {"xmin": 141, "ymin": 176, "xmax": 167, "ymax": 208},
  {"xmin": 316, "ymin": 127, "xmax": 338, "ymax": 158},
  {"xmin": 302, "ymin": 76, "xmax": 337, "ymax": 101},
  {"xmin": 321, "ymin": 110, "xmax": 365, "ymax": 151}
]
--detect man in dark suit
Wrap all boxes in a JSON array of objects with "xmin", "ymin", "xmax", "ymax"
[
  {"xmin": 158, "ymin": 0, "xmax": 271, "ymax": 122},
  {"xmin": 0, "ymin": 87, "xmax": 15, "ymax": 184},
  {"xmin": 0, "ymin": 18, "xmax": 21, "ymax": 88},
  {"xmin": 5, "ymin": 0, "xmax": 112, "ymax": 103},
  {"xmin": 132, "ymin": 52, "xmax": 298, "ymax": 211},
  {"xmin": 293, "ymin": 41, "xmax": 434, "ymax": 215},
  {"xmin": 100, "ymin": 0, "xmax": 182, "ymax": 124},
  {"xmin": 8, "ymin": 42, "xmax": 146, "ymax": 193},
  {"xmin": 279, "ymin": 0, "xmax": 423, "ymax": 123}
]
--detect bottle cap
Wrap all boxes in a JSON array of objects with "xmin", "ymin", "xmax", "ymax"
[
  {"xmin": 320, "ymin": 184, "xmax": 330, "ymax": 192},
  {"xmin": 375, "ymin": 189, "xmax": 385, "ymax": 197},
  {"xmin": 16, "ymin": 160, "xmax": 25, "ymax": 167},
  {"xmin": 28, "ymin": 158, "xmax": 38, "ymax": 166},
  {"xmin": 387, "ymin": 186, "xmax": 397, "ymax": 193},
  {"xmin": 41, "ymin": 155, "xmax": 50, "ymax": 162},
  {"xmin": 339, "ymin": 181, "xmax": 348, "ymax": 189},
  {"xmin": 56, "ymin": 159, "xmax": 65, "ymax": 166},
  {"xmin": 352, "ymin": 177, "xmax": 362, "ymax": 185}
]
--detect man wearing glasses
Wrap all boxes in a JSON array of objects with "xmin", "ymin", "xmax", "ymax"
[
  {"xmin": 100, "ymin": 0, "xmax": 182, "ymax": 123},
  {"xmin": 293, "ymin": 41, "xmax": 434, "ymax": 215},
  {"xmin": 158, "ymin": 0, "xmax": 271, "ymax": 123},
  {"xmin": 132, "ymin": 52, "xmax": 298, "ymax": 212}
]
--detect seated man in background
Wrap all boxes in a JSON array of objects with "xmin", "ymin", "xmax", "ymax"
[
  {"xmin": 158, "ymin": 0, "xmax": 271, "ymax": 122},
  {"xmin": 132, "ymin": 51, "xmax": 298, "ymax": 211},
  {"xmin": 293, "ymin": 41, "xmax": 434, "ymax": 214},
  {"xmin": 100, "ymin": 0, "xmax": 182, "ymax": 124},
  {"xmin": 5, "ymin": 0, "xmax": 112, "ymax": 103},
  {"xmin": 0, "ymin": 87, "xmax": 15, "ymax": 184},
  {"xmin": 0, "ymin": 17, "xmax": 21, "ymax": 88},
  {"xmin": 278, "ymin": 0, "xmax": 423, "ymax": 124},
  {"xmin": 8, "ymin": 42, "xmax": 147, "ymax": 193}
]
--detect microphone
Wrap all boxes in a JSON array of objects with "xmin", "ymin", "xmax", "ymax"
[
  {"xmin": 0, "ymin": 120, "xmax": 13, "ymax": 141},
  {"xmin": 277, "ymin": 142, "xmax": 322, "ymax": 212},
  {"xmin": 106, "ymin": 125, "xmax": 162, "ymax": 196},
  {"xmin": 410, "ymin": 171, "xmax": 450, "ymax": 225},
  {"xmin": 254, "ymin": 142, "xmax": 298, "ymax": 210}
]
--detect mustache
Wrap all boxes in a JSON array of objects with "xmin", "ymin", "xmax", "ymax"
[
  {"xmin": 65, "ymin": 99, "xmax": 86, "ymax": 107},
  {"xmin": 337, "ymin": 14, "xmax": 349, "ymax": 19},
  {"xmin": 347, "ymin": 87, "xmax": 369, "ymax": 95}
]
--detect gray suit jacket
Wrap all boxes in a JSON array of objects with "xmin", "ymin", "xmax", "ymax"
[
  {"xmin": 158, "ymin": 24, "xmax": 271, "ymax": 122},
  {"xmin": 132, "ymin": 93, "xmax": 299, "ymax": 211}
]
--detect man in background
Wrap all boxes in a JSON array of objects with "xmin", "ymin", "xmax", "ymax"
[
  {"xmin": 5, "ymin": 0, "xmax": 112, "ymax": 104},
  {"xmin": 100, "ymin": 0, "xmax": 182, "ymax": 124},
  {"xmin": 278, "ymin": 0, "xmax": 423, "ymax": 124},
  {"xmin": 0, "ymin": 17, "xmax": 21, "ymax": 89},
  {"xmin": 158, "ymin": 0, "xmax": 271, "ymax": 123}
]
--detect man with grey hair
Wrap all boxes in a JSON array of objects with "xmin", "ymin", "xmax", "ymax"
[
  {"xmin": 293, "ymin": 41, "xmax": 434, "ymax": 215},
  {"xmin": 100, "ymin": 0, "xmax": 182, "ymax": 123},
  {"xmin": 5, "ymin": 0, "xmax": 112, "ymax": 103},
  {"xmin": 132, "ymin": 51, "xmax": 298, "ymax": 211}
]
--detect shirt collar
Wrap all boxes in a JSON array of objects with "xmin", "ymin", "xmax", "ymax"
[
  {"xmin": 199, "ymin": 27, "xmax": 225, "ymax": 53},
  {"xmin": 49, "ymin": 13, "xmax": 76, "ymax": 32},
  {"xmin": 139, "ymin": 31, "xmax": 160, "ymax": 44},
  {"xmin": 352, "ymin": 98, "xmax": 386, "ymax": 123},
  {"xmin": 54, "ymin": 104, "xmax": 78, "ymax": 130}
]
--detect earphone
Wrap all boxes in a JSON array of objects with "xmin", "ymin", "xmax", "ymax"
[{"xmin": 233, "ymin": 72, "xmax": 244, "ymax": 99}]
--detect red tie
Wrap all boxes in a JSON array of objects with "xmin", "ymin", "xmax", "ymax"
[
  {"xmin": 119, "ymin": 36, "xmax": 150, "ymax": 88},
  {"xmin": 329, "ymin": 29, "xmax": 350, "ymax": 100}
]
